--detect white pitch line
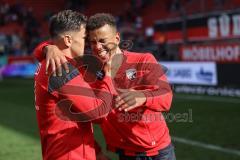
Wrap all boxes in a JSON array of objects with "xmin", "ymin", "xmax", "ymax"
[
  {"xmin": 174, "ymin": 94, "xmax": 240, "ymax": 104},
  {"xmin": 172, "ymin": 136, "xmax": 240, "ymax": 156}
]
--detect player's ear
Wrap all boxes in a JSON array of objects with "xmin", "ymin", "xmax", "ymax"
[
  {"xmin": 115, "ymin": 32, "xmax": 120, "ymax": 45},
  {"xmin": 63, "ymin": 35, "xmax": 72, "ymax": 47}
]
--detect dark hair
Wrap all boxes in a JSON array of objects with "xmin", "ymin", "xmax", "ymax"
[
  {"xmin": 49, "ymin": 10, "xmax": 87, "ymax": 38},
  {"xmin": 86, "ymin": 13, "xmax": 116, "ymax": 31}
]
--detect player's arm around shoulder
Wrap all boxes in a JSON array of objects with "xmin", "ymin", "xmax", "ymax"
[{"xmin": 48, "ymin": 63, "xmax": 116, "ymax": 122}]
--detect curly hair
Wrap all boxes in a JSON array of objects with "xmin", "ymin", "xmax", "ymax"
[
  {"xmin": 86, "ymin": 13, "xmax": 116, "ymax": 31},
  {"xmin": 49, "ymin": 10, "xmax": 87, "ymax": 38}
]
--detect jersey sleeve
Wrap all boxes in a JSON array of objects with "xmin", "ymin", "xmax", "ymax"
[
  {"xmin": 33, "ymin": 41, "xmax": 51, "ymax": 62},
  {"xmin": 140, "ymin": 53, "xmax": 173, "ymax": 112},
  {"xmin": 48, "ymin": 63, "xmax": 117, "ymax": 122}
]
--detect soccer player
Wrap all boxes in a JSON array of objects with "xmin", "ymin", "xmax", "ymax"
[
  {"xmin": 34, "ymin": 10, "xmax": 116, "ymax": 160},
  {"xmin": 35, "ymin": 13, "xmax": 175, "ymax": 160}
]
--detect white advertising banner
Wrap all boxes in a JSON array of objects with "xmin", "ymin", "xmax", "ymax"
[{"xmin": 160, "ymin": 62, "xmax": 218, "ymax": 86}]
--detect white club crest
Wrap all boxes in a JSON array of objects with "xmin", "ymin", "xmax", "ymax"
[{"xmin": 126, "ymin": 68, "xmax": 137, "ymax": 80}]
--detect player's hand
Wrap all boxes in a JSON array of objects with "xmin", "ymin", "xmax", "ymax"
[
  {"xmin": 103, "ymin": 53, "xmax": 122, "ymax": 78},
  {"xmin": 96, "ymin": 152, "xmax": 111, "ymax": 160},
  {"xmin": 44, "ymin": 45, "xmax": 69, "ymax": 76},
  {"xmin": 103, "ymin": 62, "xmax": 111, "ymax": 77},
  {"xmin": 115, "ymin": 89, "xmax": 146, "ymax": 112}
]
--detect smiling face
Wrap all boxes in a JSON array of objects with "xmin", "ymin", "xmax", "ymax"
[{"xmin": 88, "ymin": 24, "xmax": 120, "ymax": 63}]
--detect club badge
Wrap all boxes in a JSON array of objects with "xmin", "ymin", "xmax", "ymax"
[{"xmin": 126, "ymin": 68, "xmax": 137, "ymax": 80}]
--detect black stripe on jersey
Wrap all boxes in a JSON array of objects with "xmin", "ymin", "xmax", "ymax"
[{"xmin": 48, "ymin": 63, "xmax": 79, "ymax": 93}]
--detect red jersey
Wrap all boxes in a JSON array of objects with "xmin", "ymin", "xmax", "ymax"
[
  {"xmin": 34, "ymin": 43, "xmax": 117, "ymax": 160},
  {"xmin": 98, "ymin": 50, "xmax": 173, "ymax": 156}
]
